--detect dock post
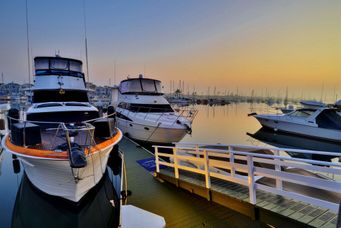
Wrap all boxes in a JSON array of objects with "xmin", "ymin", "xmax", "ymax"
[
  {"xmin": 274, "ymin": 149, "xmax": 282, "ymax": 190},
  {"xmin": 173, "ymin": 148, "xmax": 179, "ymax": 180},
  {"xmin": 229, "ymin": 146, "xmax": 235, "ymax": 178},
  {"xmin": 247, "ymin": 155, "xmax": 256, "ymax": 204},
  {"xmin": 203, "ymin": 149, "xmax": 211, "ymax": 189},
  {"xmin": 155, "ymin": 146, "xmax": 160, "ymax": 173}
]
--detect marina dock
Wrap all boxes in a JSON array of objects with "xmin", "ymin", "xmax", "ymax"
[
  {"xmin": 153, "ymin": 143, "xmax": 341, "ymax": 228},
  {"xmin": 119, "ymin": 137, "xmax": 265, "ymax": 227}
]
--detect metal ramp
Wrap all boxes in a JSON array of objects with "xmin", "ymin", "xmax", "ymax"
[
  {"xmin": 118, "ymin": 137, "xmax": 266, "ymax": 227},
  {"xmin": 154, "ymin": 143, "xmax": 341, "ymax": 227}
]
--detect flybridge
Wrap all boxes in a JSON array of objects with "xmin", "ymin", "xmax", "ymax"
[
  {"xmin": 32, "ymin": 56, "xmax": 87, "ymax": 92},
  {"xmin": 34, "ymin": 56, "xmax": 84, "ymax": 78},
  {"xmin": 119, "ymin": 76, "xmax": 163, "ymax": 95}
]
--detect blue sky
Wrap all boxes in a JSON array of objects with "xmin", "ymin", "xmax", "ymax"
[{"xmin": 0, "ymin": 1, "xmax": 340, "ymax": 99}]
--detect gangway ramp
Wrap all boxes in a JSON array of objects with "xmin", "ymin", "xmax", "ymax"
[{"xmin": 154, "ymin": 143, "xmax": 341, "ymax": 227}]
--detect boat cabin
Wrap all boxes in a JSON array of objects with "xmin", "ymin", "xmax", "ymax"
[
  {"xmin": 32, "ymin": 56, "xmax": 88, "ymax": 95},
  {"xmin": 119, "ymin": 76, "xmax": 162, "ymax": 95}
]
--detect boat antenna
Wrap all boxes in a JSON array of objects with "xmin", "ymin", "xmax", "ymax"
[
  {"xmin": 113, "ymin": 61, "xmax": 116, "ymax": 85},
  {"xmin": 25, "ymin": 0, "xmax": 31, "ymax": 86},
  {"xmin": 83, "ymin": 0, "xmax": 90, "ymax": 82}
]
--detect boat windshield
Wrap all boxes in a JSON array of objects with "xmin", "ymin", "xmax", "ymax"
[
  {"xmin": 119, "ymin": 78, "xmax": 162, "ymax": 95},
  {"xmin": 288, "ymin": 109, "xmax": 315, "ymax": 118}
]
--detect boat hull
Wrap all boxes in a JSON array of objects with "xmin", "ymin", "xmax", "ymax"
[
  {"xmin": 117, "ymin": 118, "xmax": 187, "ymax": 144},
  {"xmin": 255, "ymin": 116, "xmax": 341, "ymax": 142},
  {"xmin": 2, "ymin": 130, "xmax": 122, "ymax": 202}
]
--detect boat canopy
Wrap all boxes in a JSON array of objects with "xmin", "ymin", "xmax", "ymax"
[
  {"xmin": 316, "ymin": 109, "xmax": 341, "ymax": 130},
  {"xmin": 34, "ymin": 56, "xmax": 84, "ymax": 78},
  {"xmin": 119, "ymin": 78, "xmax": 162, "ymax": 95}
]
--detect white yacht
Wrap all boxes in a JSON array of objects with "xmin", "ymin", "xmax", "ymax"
[
  {"xmin": 112, "ymin": 75, "xmax": 197, "ymax": 144},
  {"xmin": 2, "ymin": 55, "xmax": 122, "ymax": 202},
  {"xmin": 253, "ymin": 107, "xmax": 341, "ymax": 142}
]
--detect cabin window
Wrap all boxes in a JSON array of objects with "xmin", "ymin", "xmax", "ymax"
[
  {"xmin": 69, "ymin": 60, "xmax": 82, "ymax": 72},
  {"xmin": 155, "ymin": 81, "xmax": 162, "ymax": 93},
  {"xmin": 289, "ymin": 110, "xmax": 314, "ymax": 118},
  {"xmin": 36, "ymin": 103, "xmax": 63, "ymax": 108},
  {"xmin": 141, "ymin": 80, "xmax": 156, "ymax": 92},
  {"xmin": 35, "ymin": 58, "xmax": 49, "ymax": 69},
  {"xmin": 50, "ymin": 59, "xmax": 68, "ymax": 70},
  {"xmin": 65, "ymin": 102, "xmax": 90, "ymax": 107},
  {"xmin": 33, "ymin": 90, "xmax": 89, "ymax": 103},
  {"xmin": 120, "ymin": 80, "xmax": 142, "ymax": 93},
  {"xmin": 129, "ymin": 103, "xmax": 173, "ymax": 113}
]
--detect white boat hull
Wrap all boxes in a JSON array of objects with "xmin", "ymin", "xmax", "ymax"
[
  {"xmin": 21, "ymin": 148, "xmax": 111, "ymax": 202},
  {"xmin": 117, "ymin": 118, "xmax": 187, "ymax": 144},
  {"xmin": 255, "ymin": 116, "xmax": 341, "ymax": 142},
  {"xmin": 2, "ymin": 131, "xmax": 122, "ymax": 202}
]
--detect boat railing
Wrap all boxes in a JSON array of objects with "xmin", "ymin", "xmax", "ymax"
[
  {"xmin": 153, "ymin": 143, "xmax": 341, "ymax": 212},
  {"xmin": 121, "ymin": 105, "xmax": 198, "ymax": 126},
  {"xmin": 6, "ymin": 113, "xmax": 117, "ymax": 150}
]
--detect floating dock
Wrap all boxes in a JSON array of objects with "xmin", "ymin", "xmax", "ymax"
[
  {"xmin": 119, "ymin": 137, "xmax": 266, "ymax": 227},
  {"xmin": 153, "ymin": 143, "xmax": 341, "ymax": 228}
]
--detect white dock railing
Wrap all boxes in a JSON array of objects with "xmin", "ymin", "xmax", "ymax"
[{"xmin": 154, "ymin": 143, "xmax": 341, "ymax": 212}]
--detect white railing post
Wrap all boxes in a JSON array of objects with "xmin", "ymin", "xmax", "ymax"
[
  {"xmin": 229, "ymin": 146, "xmax": 235, "ymax": 178},
  {"xmin": 247, "ymin": 155, "xmax": 256, "ymax": 204},
  {"xmin": 203, "ymin": 149, "xmax": 211, "ymax": 189},
  {"xmin": 155, "ymin": 146, "xmax": 160, "ymax": 173},
  {"xmin": 195, "ymin": 145, "xmax": 200, "ymax": 169},
  {"xmin": 274, "ymin": 149, "xmax": 283, "ymax": 190},
  {"xmin": 173, "ymin": 147, "xmax": 179, "ymax": 179}
]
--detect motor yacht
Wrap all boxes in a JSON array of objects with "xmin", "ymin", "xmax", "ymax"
[
  {"xmin": 2, "ymin": 55, "xmax": 122, "ymax": 202},
  {"xmin": 252, "ymin": 107, "xmax": 341, "ymax": 142},
  {"xmin": 112, "ymin": 75, "xmax": 197, "ymax": 144}
]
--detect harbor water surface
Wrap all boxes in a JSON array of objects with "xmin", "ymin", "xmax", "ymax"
[{"xmin": 1, "ymin": 103, "xmax": 341, "ymax": 227}]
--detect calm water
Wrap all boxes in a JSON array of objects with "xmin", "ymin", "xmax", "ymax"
[
  {"xmin": 1, "ymin": 103, "xmax": 341, "ymax": 227},
  {"xmin": 182, "ymin": 103, "xmax": 341, "ymax": 154}
]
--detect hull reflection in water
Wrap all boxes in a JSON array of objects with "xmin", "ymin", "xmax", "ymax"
[
  {"xmin": 11, "ymin": 171, "xmax": 120, "ymax": 228},
  {"xmin": 248, "ymin": 127, "xmax": 341, "ymax": 161}
]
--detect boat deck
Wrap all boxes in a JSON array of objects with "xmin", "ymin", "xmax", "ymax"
[
  {"xmin": 118, "ymin": 137, "xmax": 266, "ymax": 227},
  {"xmin": 158, "ymin": 168, "xmax": 338, "ymax": 228}
]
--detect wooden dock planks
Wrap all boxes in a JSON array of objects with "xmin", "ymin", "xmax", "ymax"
[{"xmin": 157, "ymin": 165, "xmax": 339, "ymax": 227}]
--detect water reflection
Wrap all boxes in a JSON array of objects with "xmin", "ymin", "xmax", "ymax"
[
  {"xmin": 248, "ymin": 127, "xmax": 341, "ymax": 161},
  {"xmin": 0, "ymin": 149, "xmax": 4, "ymax": 176},
  {"xmin": 11, "ymin": 171, "xmax": 120, "ymax": 228}
]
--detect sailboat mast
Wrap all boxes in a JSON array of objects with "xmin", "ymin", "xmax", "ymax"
[
  {"xmin": 83, "ymin": 0, "xmax": 90, "ymax": 82},
  {"xmin": 25, "ymin": 0, "xmax": 31, "ymax": 85}
]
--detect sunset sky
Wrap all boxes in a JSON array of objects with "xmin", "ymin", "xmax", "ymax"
[{"xmin": 0, "ymin": 0, "xmax": 340, "ymax": 100}]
